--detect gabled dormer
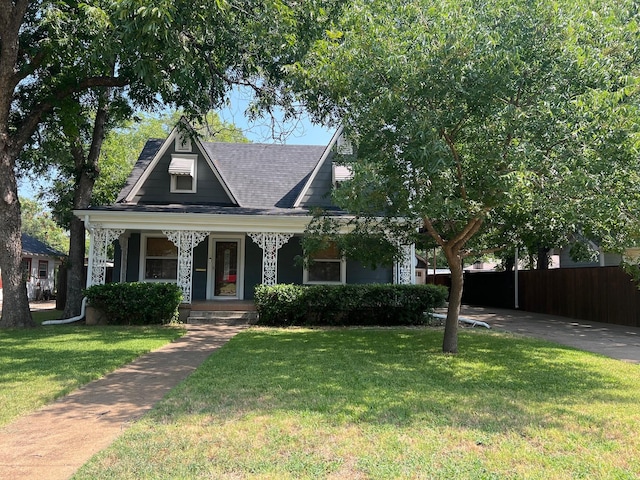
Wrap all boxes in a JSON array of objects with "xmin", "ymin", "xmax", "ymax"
[
  {"xmin": 293, "ymin": 126, "xmax": 354, "ymax": 208},
  {"xmin": 118, "ymin": 118, "xmax": 239, "ymax": 206}
]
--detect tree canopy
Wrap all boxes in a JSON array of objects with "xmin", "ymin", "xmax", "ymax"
[
  {"xmin": 0, "ymin": 0, "xmax": 343, "ymax": 327},
  {"xmin": 294, "ymin": 0, "xmax": 640, "ymax": 352}
]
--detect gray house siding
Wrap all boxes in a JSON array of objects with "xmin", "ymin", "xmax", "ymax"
[
  {"xmin": 192, "ymin": 241, "xmax": 209, "ymax": 300},
  {"xmin": 559, "ymin": 247, "xmax": 622, "ymax": 268},
  {"xmin": 243, "ymin": 239, "xmax": 263, "ymax": 300},
  {"xmin": 133, "ymin": 148, "xmax": 233, "ymax": 205},
  {"xmin": 298, "ymin": 153, "xmax": 335, "ymax": 207},
  {"xmin": 278, "ymin": 237, "xmax": 304, "ymax": 285},
  {"xmin": 126, "ymin": 233, "xmax": 141, "ymax": 281}
]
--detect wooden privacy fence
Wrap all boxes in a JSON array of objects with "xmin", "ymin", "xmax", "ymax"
[{"xmin": 460, "ymin": 266, "xmax": 640, "ymax": 327}]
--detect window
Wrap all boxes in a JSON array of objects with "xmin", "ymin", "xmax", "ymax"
[
  {"xmin": 175, "ymin": 133, "xmax": 192, "ymax": 152},
  {"xmin": 143, "ymin": 236, "xmax": 178, "ymax": 281},
  {"xmin": 21, "ymin": 258, "xmax": 32, "ymax": 282},
  {"xmin": 332, "ymin": 164, "xmax": 353, "ymax": 188},
  {"xmin": 38, "ymin": 260, "xmax": 48, "ymax": 279},
  {"xmin": 303, "ymin": 242, "xmax": 346, "ymax": 284},
  {"xmin": 169, "ymin": 154, "xmax": 197, "ymax": 193}
]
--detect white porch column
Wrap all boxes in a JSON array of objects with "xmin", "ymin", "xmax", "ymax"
[
  {"xmin": 87, "ymin": 224, "xmax": 125, "ymax": 287},
  {"xmin": 163, "ymin": 230, "xmax": 209, "ymax": 304},
  {"xmin": 248, "ymin": 232, "xmax": 294, "ymax": 285},
  {"xmin": 394, "ymin": 243, "xmax": 415, "ymax": 285}
]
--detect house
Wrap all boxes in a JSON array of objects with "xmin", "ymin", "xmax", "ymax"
[
  {"xmin": 75, "ymin": 120, "xmax": 415, "ymax": 308},
  {"xmin": 0, "ymin": 234, "xmax": 65, "ymax": 302}
]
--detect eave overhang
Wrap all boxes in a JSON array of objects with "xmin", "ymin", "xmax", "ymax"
[{"xmin": 74, "ymin": 208, "xmax": 356, "ymax": 235}]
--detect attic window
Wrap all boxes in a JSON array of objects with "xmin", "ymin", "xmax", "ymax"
[
  {"xmin": 336, "ymin": 134, "xmax": 353, "ymax": 155},
  {"xmin": 175, "ymin": 134, "xmax": 192, "ymax": 152},
  {"xmin": 332, "ymin": 164, "xmax": 353, "ymax": 187},
  {"xmin": 169, "ymin": 154, "xmax": 197, "ymax": 193}
]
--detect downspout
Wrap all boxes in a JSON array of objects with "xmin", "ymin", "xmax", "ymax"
[
  {"xmin": 42, "ymin": 297, "xmax": 87, "ymax": 325},
  {"xmin": 514, "ymin": 247, "xmax": 519, "ymax": 309}
]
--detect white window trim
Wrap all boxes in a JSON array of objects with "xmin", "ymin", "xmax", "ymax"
[
  {"xmin": 303, "ymin": 257, "xmax": 346, "ymax": 285},
  {"xmin": 175, "ymin": 133, "xmax": 192, "ymax": 152},
  {"xmin": 139, "ymin": 233, "xmax": 178, "ymax": 283},
  {"xmin": 170, "ymin": 154, "xmax": 197, "ymax": 193}
]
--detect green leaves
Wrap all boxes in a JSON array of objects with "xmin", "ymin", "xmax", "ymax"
[{"xmin": 296, "ymin": 0, "xmax": 640, "ymax": 258}]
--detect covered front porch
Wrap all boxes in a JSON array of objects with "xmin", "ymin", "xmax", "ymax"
[{"xmin": 79, "ymin": 210, "xmax": 415, "ymax": 308}]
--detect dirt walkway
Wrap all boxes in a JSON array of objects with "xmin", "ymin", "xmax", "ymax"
[{"xmin": 0, "ymin": 324, "xmax": 246, "ymax": 480}]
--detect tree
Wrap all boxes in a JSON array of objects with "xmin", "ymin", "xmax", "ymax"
[
  {"xmin": 1, "ymin": 0, "xmax": 344, "ymax": 327},
  {"xmin": 20, "ymin": 198, "xmax": 69, "ymax": 254},
  {"xmin": 295, "ymin": 0, "xmax": 640, "ymax": 352}
]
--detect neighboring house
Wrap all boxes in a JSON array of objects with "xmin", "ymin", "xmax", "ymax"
[
  {"xmin": 0, "ymin": 234, "xmax": 65, "ymax": 302},
  {"xmin": 75, "ymin": 120, "xmax": 415, "ymax": 306}
]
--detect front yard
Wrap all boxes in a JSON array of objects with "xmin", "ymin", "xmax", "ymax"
[
  {"xmin": 74, "ymin": 328, "xmax": 640, "ymax": 479},
  {"xmin": 0, "ymin": 322, "xmax": 185, "ymax": 427}
]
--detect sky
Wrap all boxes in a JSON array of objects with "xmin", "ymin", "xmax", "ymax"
[{"xmin": 216, "ymin": 87, "xmax": 335, "ymax": 145}]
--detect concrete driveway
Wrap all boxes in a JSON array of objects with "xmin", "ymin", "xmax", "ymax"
[{"xmin": 456, "ymin": 305, "xmax": 640, "ymax": 364}]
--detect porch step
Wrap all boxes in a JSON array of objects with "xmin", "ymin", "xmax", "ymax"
[{"xmin": 186, "ymin": 310, "xmax": 258, "ymax": 325}]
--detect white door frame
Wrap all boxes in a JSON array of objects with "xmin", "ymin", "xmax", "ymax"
[{"xmin": 207, "ymin": 235, "xmax": 245, "ymax": 300}]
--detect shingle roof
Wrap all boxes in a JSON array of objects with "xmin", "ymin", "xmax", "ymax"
[
  {"xmin": 21, "ymin": 234, "xmax": 66, "ymax": 257},
  {"xmin": 116, "ymin": 139, "xmax": 164, "ymax": 202},
  {"xmin": 116, "ymin": 139, "xmax": 328, "ymax": 209},
  {"xmin": 202, "ymin": 142, "xmax": 326, "ymax": 208}
]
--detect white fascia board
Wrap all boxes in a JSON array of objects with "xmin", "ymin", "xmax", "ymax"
[
  {"xmin": 74, "ymin": 209, "xmax": 358, "ymax": 234},
  {"xmin": 293, "ymin": 125, "xmax": 343, "ymax": 208},
  {"xmin": 124, "ymin": 120, "xmax": 239, "ymax": 205},
  {"xmin": 124, "ymin": 125, "xmax": 181, "ymax": 202}
]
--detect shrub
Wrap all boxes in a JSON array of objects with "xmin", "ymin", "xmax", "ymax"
[
  {"xmin": 84, "ymin": 282, "xmax": 183, "ymax": 325},
  {"xmin": 254, "ymin": 283, "xmax": 447, "ymax": 326}
]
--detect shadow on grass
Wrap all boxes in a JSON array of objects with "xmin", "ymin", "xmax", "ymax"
[{"xmin": 153, "ymin": 328, "xmax": 638, "ymax": 435}]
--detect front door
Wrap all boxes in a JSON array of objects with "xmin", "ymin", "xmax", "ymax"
[{"xmin": 212, "ymin": 239, "xmax": 240, "ymax": 299}]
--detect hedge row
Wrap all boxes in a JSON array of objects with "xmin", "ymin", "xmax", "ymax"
[
  {"xmin": 254, "ymin": 283, "xmax": 448, "ymax": 326},
  {"xmin": 84, "ymin": 282, "xmax": 183, "ymax": 325}
]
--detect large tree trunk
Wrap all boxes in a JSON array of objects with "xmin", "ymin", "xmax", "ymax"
[
  {"xmin": 537, "ymin": 246, "xmax": 549, "ymax": 270},
  {"xmin": 442, "ymin": 246, "xmax": 463, "ymax": 354},
  {"xmin": 62, "ymin": 93, "xmax": 109, "ymax": 318},
  {"xmin": 0, "ymin": 1, "xmax": 35, "ymax": 327},
  {"xmin": 63, "ymin": 215, "xmax": 87, "ymax": 318},
  {"xmin": 0, "ymin": 152, "xmax": 35, "ymax": 327}
]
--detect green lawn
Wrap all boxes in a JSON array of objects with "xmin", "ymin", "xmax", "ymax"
[
  {"xmin": 74, "ymin": 328, "xmax": 640, "ymax": 479},
  {"xmin": 0, "ymin": 322, "xmax": 185, "ymax": 427}
]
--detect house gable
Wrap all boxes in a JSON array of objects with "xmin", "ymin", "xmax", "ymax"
[
  {"xmin": 294, "ymin": 127, "xmax": 350, "ymax": 208},
  {"xmin": 120, "ymin": 120, "xmax": 239, "ymax": 206}
]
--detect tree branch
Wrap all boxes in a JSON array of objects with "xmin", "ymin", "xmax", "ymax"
[
  {"xmin": 11, "ymin": 76, "xmax": 127, "ymax": 158},
  {"xmin": 441, "ymin": 129, "xmax": 467, "ymax": 201}
]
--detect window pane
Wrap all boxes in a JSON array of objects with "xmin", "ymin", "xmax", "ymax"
[
  {"xmin": 214, "ymin": 242, "xmax": 238, "ymax": 296},
  {"xmin": 38, "ymin": 261, "xmax": 48, "ymax": 279},
  {"xmin": 145, "ymin": 259, "xmax": 177, "ymax": 280},
  {"xmin": 310, "ymin": 242, "xmax": 340, "ymax": 260},
  {"xmin": 146, "ymin": 238, "xmax": 177, "ymax": 257},
  {"xmin": 308, "ymin": 261, "xmax": 341, "ymax": 282},
  {"xmin": 175, "ymin": 175, "xmax": 193, "ymax": 191}
]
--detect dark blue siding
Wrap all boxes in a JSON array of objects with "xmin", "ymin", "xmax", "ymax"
[
  {"xmin": 192, "ymin": 240, "xmax": 209, "ymax": 300},
  {"xmin": 243, "ymin": 238, "xmax": 263, "ymax": 300}
]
